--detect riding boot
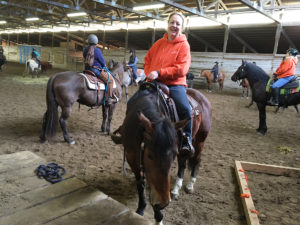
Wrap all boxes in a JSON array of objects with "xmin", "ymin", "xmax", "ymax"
[
  {"xmin": 181, "ymin": 135, "xmax": 195, "ymax": 157},
  {"xmin": 267, "ymin": 88, "xmax": 280, "ymax": 106}
]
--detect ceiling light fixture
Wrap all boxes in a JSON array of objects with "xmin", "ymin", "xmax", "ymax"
[
  {"xmin": 0, "ymin": 20, "xmax": 7, "ymax": 24},
  {"xmin": 26, "ymin": 17, "xmax": 39, "ymax": 21},
  {"xmin": 67, "ymin": 12, "xmax": 87, "ymax": 17},
  {"xmin": 133, "ymin": 3, "xmax": 165, "ymax": 11}
]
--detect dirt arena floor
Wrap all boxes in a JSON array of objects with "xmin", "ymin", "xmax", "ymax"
[{"xmin": 0, "ymin": 62, "xmax": 299, "ymax": 225}]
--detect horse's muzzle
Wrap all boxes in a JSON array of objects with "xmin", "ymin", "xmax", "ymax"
[{"xmin": 153, "ymin": 201, "xmax": 169, "ymax": 211}]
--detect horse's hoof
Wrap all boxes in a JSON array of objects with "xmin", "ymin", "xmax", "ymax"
[
  {"xmin": 184, "ymin": 186, "xmax": 194, "ymax": 194},
  {"xmin": 136, "ymin": 209, "xmax": 144, "ymax": 216},
  {"xmin": 171, "ymin": 192, "xmax": 179, "ymax": 200},
  {"xmin": 69, "ymin": 140, "xmax": 75, "ymax": 145},
  {"xmin": 256, "ymin": 129, "xmax": 266, "ymax": 136}
]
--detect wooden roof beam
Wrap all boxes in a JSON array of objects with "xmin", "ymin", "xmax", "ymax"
[
  {"xmin": 158, "ymin": 0, "xmax": 227, "ymax": 25},
  {"xmin": 238, "ymin": 0, "xmax": 281, "ymax": 23},
  {"xmin": 36, "ymin": 0, "xmax": 125, "ymax": 21},
  {"xmin": 92, "ymin": 0, "xmax": 162, "ymax": 20}
]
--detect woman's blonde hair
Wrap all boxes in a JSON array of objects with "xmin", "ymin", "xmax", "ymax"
[{"xmin": 168, "ymin": 12, "xmax": 185, "ymax": 30}]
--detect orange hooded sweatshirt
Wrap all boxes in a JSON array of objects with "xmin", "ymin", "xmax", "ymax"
[
  {"xmin": 144, "ymin": 33, "xmax": 191, "ymax": 86},
  {"xmin": 274, "ymin": 56, "xmax": 298, "ymax": 78}
]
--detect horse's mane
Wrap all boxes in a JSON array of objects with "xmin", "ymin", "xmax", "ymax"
[
  {"xmin": 133, "ymin": 88, "xmax": 177, "ymax": 157},
  {"xmin": 245, "ymin": 61, "xmax": 270, "ymax": 82}
]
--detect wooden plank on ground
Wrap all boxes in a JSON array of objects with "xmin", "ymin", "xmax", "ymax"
[
  {"xmin": 235, "ymin": 161, "xmax": 260, "ymax": 225},
  {"xmin": 0, "ymin": 151, "xmax": 44, "ymax": 173},
  {"xmin": 47, "ymin": 196, "xmax": 150, "ymax": 225},
  {"xmin": 0, "ymin": 186, "xmax": 107, "ymax": 225},
  {"xmin": 240, "ymin": 161, "xmax": 300, "ymax": 178},
  {"xmin": 0, "ymin": 177, "xmax": 87, "ymax": 217}
]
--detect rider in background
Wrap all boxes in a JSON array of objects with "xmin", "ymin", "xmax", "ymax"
[
  {"xmin": 144, "ymin": 12, "xmax": 194, "ymax": 156},
  {"xmin": 31, "ymin": 48, "xmax": 41, "ymax": 69},
  {"xmin": 211, "ymin": 61, "xmax": 219, "ymax": 82},
  {"xmin": 0, "ymin": 47, "xmax": 6, "ymax": 71},
  {"xmin": 83, "ymin": 34, "xmax": 115, "ymax": 106},
  {"xmin": 268, "ymin": 48, "xmax": 298, "ymax": 106},
  {"xmin": 128, "ymin": 49, "xmax": 138, "ymax": 85}
]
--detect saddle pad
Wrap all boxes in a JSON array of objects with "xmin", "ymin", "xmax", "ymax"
[
  {"xmin": 266, "ymin": 78, "xmax": 300, "ymax": 94},
  {"xmin": 187, "ymin": 95, "xmax": 202, "ymax": 116},
  {"xmin": 80, "ymin": 73, "xmax": 116, "ymax": 90}
]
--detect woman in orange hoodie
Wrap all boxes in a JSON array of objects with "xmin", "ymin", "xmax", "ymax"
[
  {"xmin": 144, "ymin": 12, "xmax": 194, "ymax": 156},
  {"xmin": 268, "ymin": 48, "xmax": 298, "ymax": 106}
]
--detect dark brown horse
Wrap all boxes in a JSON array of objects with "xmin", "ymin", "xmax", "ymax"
[
  {"xmin": 200, "ymin": 69, "xmax": 225, "ymax": 91},
  {"xmin": 111, "ymin": 82, "xmax": 212, "ymax": 224},
  {"xmin": 41, "ymin": 61, "xmax": 52, "ymax": 73},
  {"xmin": 40, "ymin": 62, "xmax": 124, "ymax": 144}
]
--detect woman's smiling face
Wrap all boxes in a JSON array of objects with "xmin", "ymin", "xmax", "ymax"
[{"xmin": 167, "ymin": 14, "xmax": 184, "ymax": 41}]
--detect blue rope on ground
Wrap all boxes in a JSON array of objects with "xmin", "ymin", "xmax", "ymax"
[{"xmin": 35, "ymin": 163, "xmax": 66, "ymax": 184}]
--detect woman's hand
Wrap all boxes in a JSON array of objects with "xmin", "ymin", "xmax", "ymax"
[{"xmin": 147, "ymin": 71, "xmax": 159, "ymax": 81}]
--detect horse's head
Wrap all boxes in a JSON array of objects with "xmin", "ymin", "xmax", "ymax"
[
  {"xmin": 138, "ymin": 112, "xmax": 188, "ymax": 210},
  {"xmin": 231, "ymin": 60, "xmax": 248, "ymax": 82},
  {"xmin": 107, "ymin": 59, "xmax": 116, "ymax": 70}
]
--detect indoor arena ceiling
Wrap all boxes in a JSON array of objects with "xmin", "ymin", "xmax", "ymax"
[{"xmin": 0, "ymin": 0, "xmax": 300, "ymax": 53}]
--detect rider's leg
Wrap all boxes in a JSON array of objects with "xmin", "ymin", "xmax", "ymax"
[
  {"xmin": 169, "ymin": 85, "xmax": 194, "ymax": 156},
  {"xmin": 268, "ymin": 76, "xmax": 294, "ymax": 106},
  {"xmin": 100, "ymin": 70, "xmax": 115, "ymax": 105},
  {"xmin": 132, "ymin": 66, "xmax": 138, "ymax": 79}
]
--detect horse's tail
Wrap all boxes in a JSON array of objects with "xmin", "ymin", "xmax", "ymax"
[{"xmin": 45, "ymin": 75, "xmax": 59, "ymax": 138}]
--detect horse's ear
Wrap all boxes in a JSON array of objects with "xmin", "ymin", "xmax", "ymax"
[
  {"xmin": 174, "ymin": 118, "xmax": 190, "ymax": 130},
  {"xmin": 138, "ymin": 112, "xmax": 154, "ymax": 135}
]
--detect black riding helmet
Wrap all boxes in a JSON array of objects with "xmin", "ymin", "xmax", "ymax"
[{"xmin": 287, "ymin": 48, "xmax": 298, "ymax": 56}]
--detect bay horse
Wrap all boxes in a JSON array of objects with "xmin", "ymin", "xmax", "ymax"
[
  {"xmin": 241, "ymin": 78, "xmax": 253, "ymax": 107},
  {"xmin": 41, "ymin": 61, "xmax": 52, "ymax": 73},
  {"xmin": 200, "ymin": 69, "xmax": 225, "ymax": 91},
  {"xmin": 40, "ymin": 62, "xmax": 124, "ymax": 144},
  {"xmin": 231, "ymin": 60, "xmax": 300, "ymax": 135},
  {"xmin": 111, "ymin": 82, "xmax": 212, "ymax": 224}
]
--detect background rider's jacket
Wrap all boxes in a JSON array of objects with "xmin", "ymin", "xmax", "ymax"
[
  {"xmin": 31, "ymin": 50, "xmax": 40, "ymax": 58},
  {"xmin": 274, "ymin": 56, "xmax": 298, "ymax": 78},
  {"xmin": 83, "ymin": 45, "xmax": 105, "ymax": 70},
  {"xmin": 144, "ymin": 33, "xmax": 191, "ymax": 87},
  {"xmin": 128, "ymin": 57, "xmax": 138, "ymax": 67}
]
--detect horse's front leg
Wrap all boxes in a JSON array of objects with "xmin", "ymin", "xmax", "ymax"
[
  {"xmin": 171, "ymin": 155, "xmax": 188, "ymax": 200},
  {"xmin": 256, "ymin": 103, "xmax": 267, "ymax": 135},
  {"xmin": 185, "ymin": 141, "xmax": 203, "ymax": 194},
  {"xmin": 135, "ymin": 175, "xmax": 147, "ymax": 216},
  {"xmin": 59, "ymin": 106, "xmax": 75, "ymax": 144}
]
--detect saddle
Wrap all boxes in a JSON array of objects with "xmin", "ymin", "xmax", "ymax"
[
  {"xmin": 80, "ymin": 70, "xmax": 116, "ymax": 91},
  {"xmin": 267, "ymin": 77, "xmax": 300, "ymax": 94},
  {"xmin": 139, "ymin": 82, "xmax": 202, "ymax": 123}
]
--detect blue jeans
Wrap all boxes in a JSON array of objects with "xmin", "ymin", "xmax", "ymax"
[
  {"xmin": 169, "ymin": 85, "xmax": 192, "ymax": 140},
  {"xmin": 272, "ymin": 76, "xmax": 295, "ymax": 88},
  {"xmin": 89, "ymin": 67, "xmax": 101, "ymax": 77},
  {"xmin": 131, "ymin": 66, "xmax": 137, "ymax": 80}
]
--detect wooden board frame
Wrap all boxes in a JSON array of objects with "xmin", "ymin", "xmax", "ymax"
[{"xmin": 234, "ymin": 160, "xmax": 300, "ymax": 225}]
